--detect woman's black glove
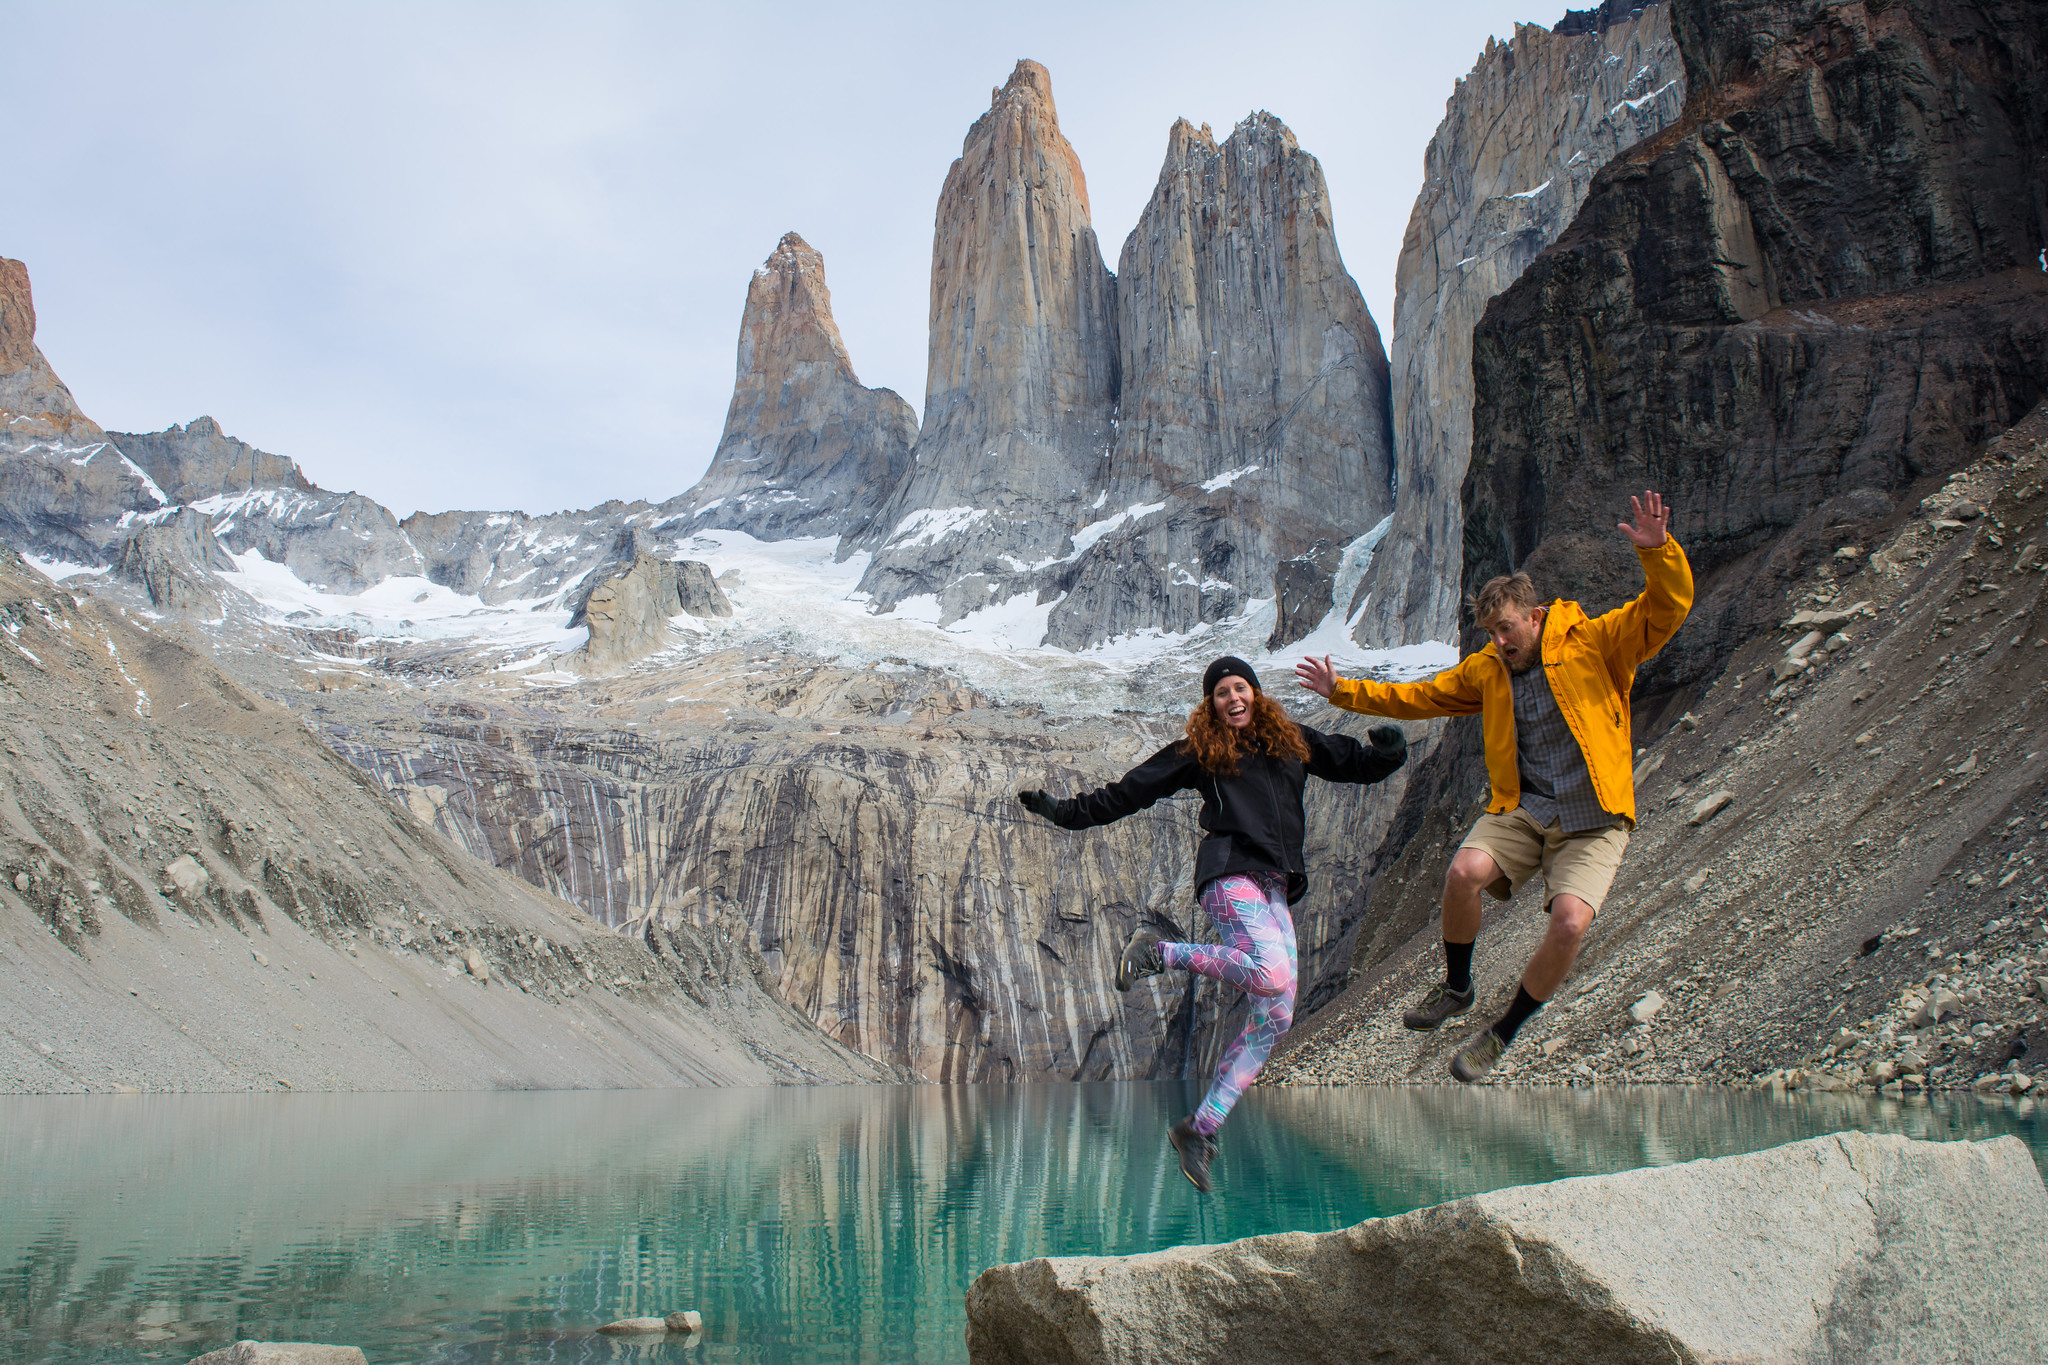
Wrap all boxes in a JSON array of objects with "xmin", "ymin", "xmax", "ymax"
[
  {"xmin": 1368, "ymin": 724, "xmax": 1407, "ymax": 763},
  {"xmin": 1017, "ymin": 789, "xmax": 1060, "ymax": 822}
]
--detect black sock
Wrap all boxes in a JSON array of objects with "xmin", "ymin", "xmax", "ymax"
[
  {"xmin": 1444, "ymin": 940, "xmax": 1475, "ymax": 994},
  {"xmin": 1490, "ymin": 986, "xmax": 1545, "ymax": 1045}
]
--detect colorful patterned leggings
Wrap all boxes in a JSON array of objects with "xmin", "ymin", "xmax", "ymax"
[{"xmin": 1160, "ymin": 871, "xmax": 1298, "ymax": 1136}]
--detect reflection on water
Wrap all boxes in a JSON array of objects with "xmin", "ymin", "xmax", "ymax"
[{"xmin": 2, "ymin": 1083, "xmax": 2039, "ymax": 1365}]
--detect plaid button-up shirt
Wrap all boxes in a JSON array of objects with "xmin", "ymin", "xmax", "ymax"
[{"xmin": 1510, "ymin": 662, "xmax": 1621, "ymax": 833}]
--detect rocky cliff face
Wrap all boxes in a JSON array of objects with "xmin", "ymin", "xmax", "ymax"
[
  {"xmin": 674, "ymin": 234, "xmax": 918, "ymax": 544},
  {"xmin": 114, "ymin": 507, "xmax": 237, "ymax": 617},
  {"xmin": 314, "ymin": 653, "xmax": 1410, "ymax": 1082},
  {"xmin": 1275, "ymin": 0, "xmax": 2048, "ymax": 1093},
  {"xmin": 1465, "ymin": 0, "xmax": 2048, "ymax": 694},
  {"xmin": 849, "ymin": 76, "xmax": 1399, "ymax": 656},
  {"xmin": 854, "ymin": 60, "xmax": 1121, "ymax": 619},
  {"xmin": 0, "ymin": 544, "xmax": 885, "ymax": 1092},
  {"xmin": 1044, "ymin": 115, "xmax": 1394, "ymax": 652},
  {"xmin": 0, "ymin": 270, "xmax": 425, "ymax": 589},
  {"xmin": 0, "ymin": 258, "xmax": 168, "ymax": 565},
  {"xmin": 0, "ymin": 257, "xmax": 99, "ymax": 441},
  {"xmin": 1360, "ymin": 5, "xmax": 1684, "ymax": 649},
  {"xmin": 108, "ymin": 416, "xmax": 312, "ymax": 505}
]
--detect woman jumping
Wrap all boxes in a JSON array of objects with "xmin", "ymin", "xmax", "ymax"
[{"xmin": 1017, "ymin": 655, "xmax": 1406, "ymax": 1191}]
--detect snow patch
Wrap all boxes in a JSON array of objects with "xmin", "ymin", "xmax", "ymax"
[
  {"xmin": 222, "ymin": 549, "xmax": 584, "ymax": 653},
  {"xmin": 887, "ymin": 506, "xmax": 988, "ymax": 548},
  {"xmin": 119, "ymin": 456, "xmax": 170, "ymax": 506},
  {"xmin": 23, "ymin": 556, "xmax": 110, "ymax": 583},
  {"xmin": 1066, "ymin": 502, "xmax": 1166, "ymax": 560},
  {"xmin": 1201, "ymin": 465, "xmax": 1261, "ymax": 492},
  {"xmin": 1610, "ymin": 80, "xmax": 1679, "ymax": 116}
]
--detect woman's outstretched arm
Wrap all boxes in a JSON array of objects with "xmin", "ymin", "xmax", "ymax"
[
  {"xmin": 1301, "ymin": 722, "xmax": 1407, "ymax": 786},
  {"xmin": 1018, "ymin": 742, "xmax": 1200, "ymax": 830}
]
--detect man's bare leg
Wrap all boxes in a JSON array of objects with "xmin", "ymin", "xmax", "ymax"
[
  {"xmin": 1440, "ymin": 847, "xmax": 1498, "ymax": 947},
  {"xmin": 1404, "ymin": 848, "xmax": 1501, "ymax": 1030},
  {"xmin": 1450, "ymin": 893, "xmax": 1595, "ymax": 1081},
  {"xmin": 1520, "ymin": 894, "xmax": 1594, "ymax": 1003}
]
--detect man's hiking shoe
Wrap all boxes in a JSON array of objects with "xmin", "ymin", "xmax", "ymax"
[
  {"xmin": 1450, "ymin": 1029, "xmax": 1507, "ymax": 1083},
  {"xmin": 1167, "ymin": 1117, "xmax": 1218, "ymax": 1192},
  {"xmin": 1116, "ymin": 929, "xmax": 1167, "ymax": 991},
  {"xmin": 1403, "ymin": 982, "xmax": 1475, "ymax": 1031}
]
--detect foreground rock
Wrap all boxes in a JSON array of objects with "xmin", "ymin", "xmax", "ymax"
[
  {"xmin": 965, "ymin": 1131, "xmax": 2048, "ymax": 1365},
  {"xmin": 188, "ymin": 1345, "xmax": 366, "ymax": 1365}
]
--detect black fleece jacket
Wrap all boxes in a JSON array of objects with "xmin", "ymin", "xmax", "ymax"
[{"xmin": 1045, "ymin": 724, "xmax": 1405, "ymax": 904}]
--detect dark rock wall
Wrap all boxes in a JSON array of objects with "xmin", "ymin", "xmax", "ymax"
[
  {"xmin": 1465, "ymin": 0, "xmax": 2048, "ymax": 694},
  {"xmin": 1318, "ymin": 0, "xmax": 2048, "ymax": 1008}
]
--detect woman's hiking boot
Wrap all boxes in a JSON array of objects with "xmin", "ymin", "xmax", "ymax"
[
  {"xmin": 1449, "ymin": 1028, "xmax": 1507, "ymax": 1083},
  {"xmin": 1116, "ymin": 928, "xmax": 1167, "ymax": 991},
  {"xmin": 1167, "ymin": 1117, "xmax": 1218, "ymax": 1192},
  {"xmin": 1402, "ymin": 982, "xmax": 1475, "ymax": 1031}
]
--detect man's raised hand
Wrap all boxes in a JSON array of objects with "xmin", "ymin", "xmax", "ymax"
[
  {"xmin": 1620, "ymin": 489, "xmax": 1669, "ymax": 549},
  {"xmin": 1294, "ymin": 654, "xmax": 1337, "ymax": 699}
]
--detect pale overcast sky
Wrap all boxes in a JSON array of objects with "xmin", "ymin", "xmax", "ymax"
[{"xmin": 6, "ymin": 1, "xmax": 1559, "ymax": 518}]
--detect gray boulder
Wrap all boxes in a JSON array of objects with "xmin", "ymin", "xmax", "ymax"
[
  {"xmin": 573, "ymin": 552, "xmax": 731, "ymax": 672},
  {"xmin": 187, "ymin": 1344, "xmax": 367, "ymax": 1365},
  {"xmin": 965, "ymin": 1130, "xmax": 2048, "ymax": 1365}
]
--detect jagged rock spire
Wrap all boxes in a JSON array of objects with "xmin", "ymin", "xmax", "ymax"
[
  {"xmin": 854, "ymin": 59, "xmax": 1120, "ymax": 616},
  {"xmin": 1043, "ymin": 110, "xmax": 1394, "ymax": 650},
  {"xmin": 678, "ymin": 232, "xmax": 916, "ymax": 544}
]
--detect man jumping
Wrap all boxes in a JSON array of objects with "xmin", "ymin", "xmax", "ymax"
[{"xmin": 1294, "ymin": 490, "xmax": 1691, "ymax": 1082}]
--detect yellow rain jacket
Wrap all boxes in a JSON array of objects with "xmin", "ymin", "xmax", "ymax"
[{"xmin": 1329, "ymin": 538, "xmax": 1693, "ymax": 825}]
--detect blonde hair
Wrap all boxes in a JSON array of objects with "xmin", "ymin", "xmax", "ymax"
[{"xmin": 1468, "ymin": 572, "xmax": 1539, "ymax": 627}]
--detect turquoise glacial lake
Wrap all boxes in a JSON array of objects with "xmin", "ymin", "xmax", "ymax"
[{"xmin": 4, "ymin": 1083, "xmax": 2042, "ymax": 1364}]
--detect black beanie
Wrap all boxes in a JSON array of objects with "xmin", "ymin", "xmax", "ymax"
[{"xmin": 1202, "ymin": 656, "xmax": 1260, "ymax": 695}]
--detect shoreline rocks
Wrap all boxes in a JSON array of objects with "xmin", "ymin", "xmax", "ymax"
[
  {"xmin": 965, "ymin": 1130, "xmax": 2048, "ymax": 1365},
  {"xmin": 597, "ymin": 1310, "xmax": 702, "ymax": 1335},
  {"xmin": 188, "ymin": 1344, "xmax": 367, "ymax": 1365}
]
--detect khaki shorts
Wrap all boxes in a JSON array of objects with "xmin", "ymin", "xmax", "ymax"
[{"xmin": 1461, "ymin": 807, "xmax": 1631, "ymax": 915}]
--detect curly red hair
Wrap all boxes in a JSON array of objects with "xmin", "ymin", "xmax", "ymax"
[{"xmin": 1182, "ymin": 686, "xmax": 1310, "ymax": 774}]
